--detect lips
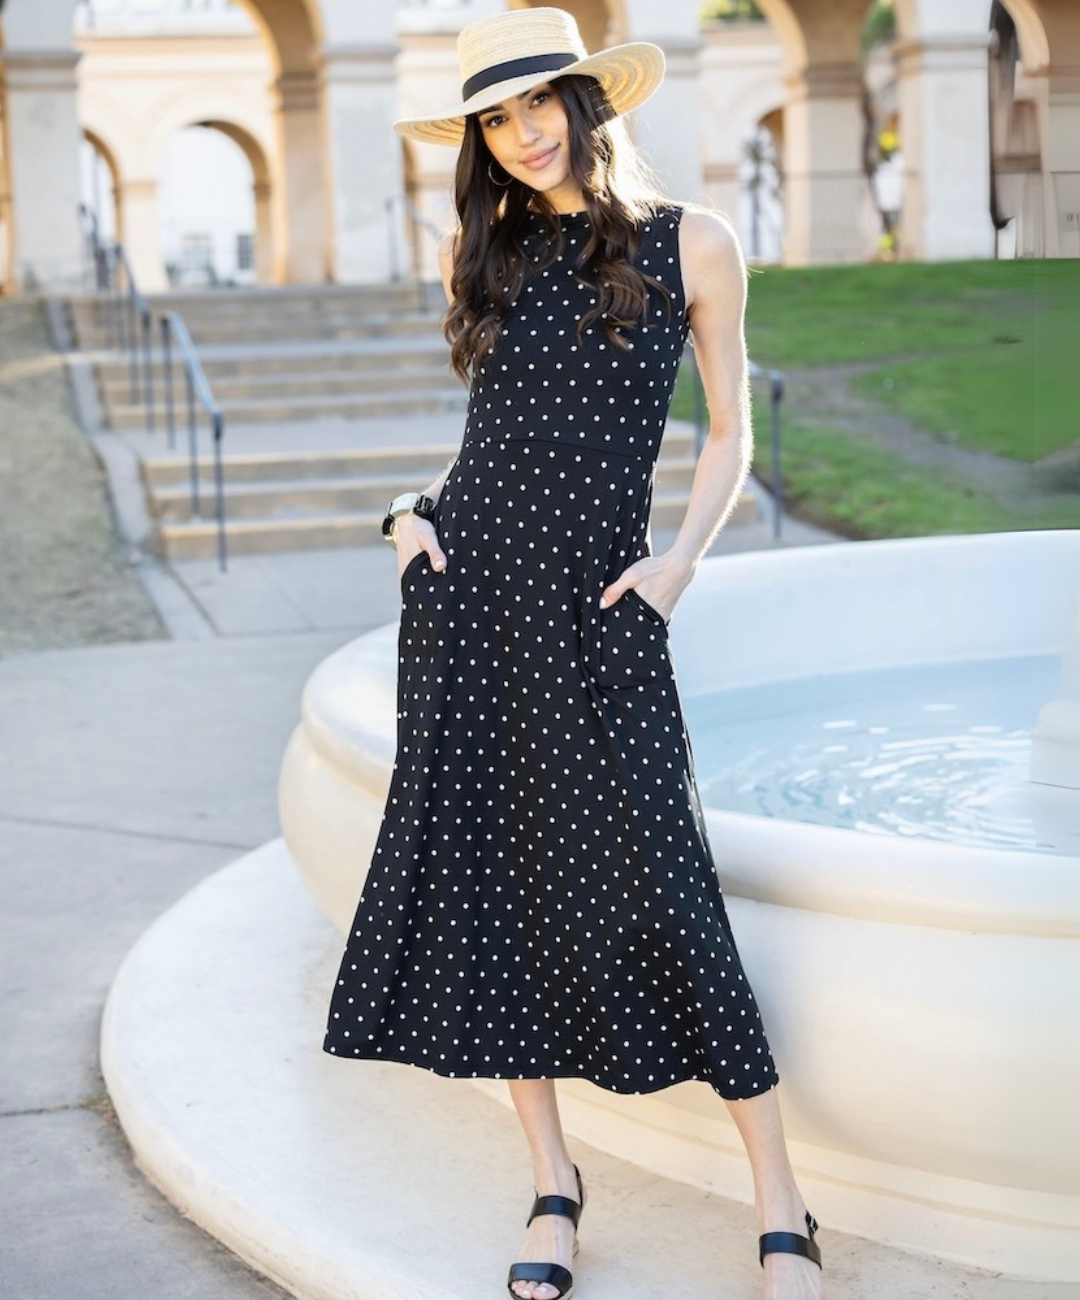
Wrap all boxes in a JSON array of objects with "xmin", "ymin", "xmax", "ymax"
[{"xmin": 521, "ymin": 144, "xmax": 559, "ymax": 170}]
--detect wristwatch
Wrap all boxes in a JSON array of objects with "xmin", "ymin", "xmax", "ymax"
[{"xmin": 381, "ymin": 492, "xmax": 437, "ymax": 544}]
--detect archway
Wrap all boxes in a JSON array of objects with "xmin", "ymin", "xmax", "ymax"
[
  {"xmin": 204, "ymin": 119, "xmax": 275, "ymax": 285},
  {"xmin": 989, "ymin": 0, "xmax": 1077, "ymax": 259},
  {"xmin": 80, "ymin": 126, "xmax": 120, "ymax": 243},
  {"xmin": 724, "ymin": 0, "xmax": 879, "ymax": 264},
  {"xmin": 157, "ymin": 121, "xmax": 271, "ymax": 288},
  {"xmin": 228, "ymin": 0, "xmax": 326, "ymax": 282}
]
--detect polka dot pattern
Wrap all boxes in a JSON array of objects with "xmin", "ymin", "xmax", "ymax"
[{"xmin": 323, "ymin": 205, "xmax": 779, "ymax": 1100}]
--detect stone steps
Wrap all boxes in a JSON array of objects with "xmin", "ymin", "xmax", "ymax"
[
  {"xmin": 140, "ymin": 444, "xmax": 458, "ymax": 489},
  {"xmin": 66, "ymin": 283, "xmax": 440, "ymax": 346},
  {"xmin": 73, "ymin": 311, "xmax": 442, "ymax": 350},
  {"xmin": 146, "ymin": 442, "xmax": 751, "ymax": 561},
  {"xmin": 93, "ymin": 342, "xmax": 452, "ymax": 384},
  {"xmin": 99, "ymin": 364, "xmax": 457, "ymax": 412},
  {"xmin": 106, "ymin": 386, "xmax": 470, "ymax": 430}
]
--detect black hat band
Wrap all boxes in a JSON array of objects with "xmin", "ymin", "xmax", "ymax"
[{"xmin": 462, "ymin": 52, "xmax": 580, "ymax": 103}]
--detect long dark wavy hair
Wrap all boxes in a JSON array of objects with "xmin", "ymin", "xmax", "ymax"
[{"xmin": 443, "ymin": 74, "xmax": 674, "ymax": 383}]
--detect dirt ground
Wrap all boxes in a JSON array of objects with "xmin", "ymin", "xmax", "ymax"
[{"xmin": 0, "ymin": 298, "xmax": 166, "ymax": 658}]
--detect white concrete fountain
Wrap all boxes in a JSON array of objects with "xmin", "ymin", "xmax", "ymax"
[{"xmin": 278, "ymin": 528, "xmax": 1080, "ymax": 1284}]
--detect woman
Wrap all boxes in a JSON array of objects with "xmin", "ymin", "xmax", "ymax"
[{"xmin": 324, "ymin": 9, "xmax": 824, "ymax": 1300}]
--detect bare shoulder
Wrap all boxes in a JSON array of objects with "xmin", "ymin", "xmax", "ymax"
[{"xmin": 675, "ymin": 205, "xmax": 747, "ymax": 312}]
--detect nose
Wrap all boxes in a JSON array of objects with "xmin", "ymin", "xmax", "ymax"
[{"xmin": 513, "ymin": 111, "xmax": 541, "ymax": 148}]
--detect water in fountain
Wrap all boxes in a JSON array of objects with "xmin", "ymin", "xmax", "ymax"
[{"xmin": 692, "ymin": 651, "xmax": 1076, "ymax": 855}]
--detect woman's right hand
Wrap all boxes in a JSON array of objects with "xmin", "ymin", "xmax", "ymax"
[{"xmin": 393, "ymin": 512, "xmax": 447, "ymax": 581}]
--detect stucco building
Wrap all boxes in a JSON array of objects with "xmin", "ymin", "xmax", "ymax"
[{"xmin": 0, "ymin": 0, "xmax": 1077, "ymax": 294}]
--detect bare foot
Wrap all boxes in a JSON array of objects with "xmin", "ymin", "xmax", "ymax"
[{"xmin": 508, "ymin": 1164, "xmax": 583, "ymax": 1300}]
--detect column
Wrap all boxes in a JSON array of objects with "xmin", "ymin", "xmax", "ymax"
[
  {"xmin": 1, "ymin": 50, "xmax": 84, "ymax": 292},
  {"xmin": 116, "ymin": 176, "xmax": 167, "ymax": 292},
  {"xmin": 271, "ymin": 69, "xmax": 327, "ymax": 284},
  {"xmin": 896, "ymin": 35, "xmax": 997, "ymax": 261},
  {"xmin": 253, "ymin": 178, "xmax": 275, "ymax": 285},
  {"xmin": 782, "ymin": 60, "xmax": 869, "ymax": 266},
  {"xmin": 319, "ymin": 42, "xmax": 404, "ymax": 285}
]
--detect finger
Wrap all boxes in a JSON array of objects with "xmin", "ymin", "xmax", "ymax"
[
  {"xmin": 598, "ymin": 578, "xmax": 628, "ymax": 609},
  {"xmin": 427, "ymin": 545, "xmax": 447, "ymax": 572}
]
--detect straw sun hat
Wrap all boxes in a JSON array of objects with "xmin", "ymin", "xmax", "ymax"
[{"xmin": 392, "ymin": 7, "xmax": 665, "ymax": 147}]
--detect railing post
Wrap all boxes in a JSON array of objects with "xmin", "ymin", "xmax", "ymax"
[
  {"xmin": 110, "ymin": 246, "xmax": 122, "ymax": 354},
  {"xmin": 161, "ymin": 315, "xmax": 177, "ymax": 452},
  {"xmin": 141, "ymin": 307, "xmax": 155, "ymax": 432},
  {"xmin": 213, "ymin": 411, "xmax": 228, "ymax": 574},
  {"xmin": 185, "ymin": 367, "xmax": 202, "ymax": 519},
  {"xmin": 768, "ymin": 371, "xmax": 785, "ymax": 540},
  {"xmin": 115, "ymin": 246, "xmax": 130, "ymax": 372}
]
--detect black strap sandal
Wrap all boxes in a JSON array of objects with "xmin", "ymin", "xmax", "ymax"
[
  {"xmin": 759, "ymin": 1209, "xmax": 822, "ymax": 1273},
  {"xmin": 507, "ymin": 1164, "xmax": 585, "ymax": 1300}
]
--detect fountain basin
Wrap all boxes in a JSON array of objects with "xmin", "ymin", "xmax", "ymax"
[{"xmin": 279, "ymin": 529, "xmax": 1080, "ymax": 1282}]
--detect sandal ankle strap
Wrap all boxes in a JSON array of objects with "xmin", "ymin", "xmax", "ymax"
[
  {"xmin": 759, "ymin": 1210, "xmax": 822, "ymax": 1270},
  {"xmin": 526, "ymin": 1164, "xmax": 584, "ymax": 1229},
  {"xmin": 527, "ymin": 1193, "xmax": 582, "ymax": 1229}
]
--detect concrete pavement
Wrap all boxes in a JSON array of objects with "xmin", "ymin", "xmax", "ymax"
[{"xmin": 0, "ymin": 631, "xmax": 344, "ymax": 1300}]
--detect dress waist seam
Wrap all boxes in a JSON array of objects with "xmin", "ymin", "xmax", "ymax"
[{"xmin": 461, "ymin": 432, "xmax": 653, "ymax": 462}]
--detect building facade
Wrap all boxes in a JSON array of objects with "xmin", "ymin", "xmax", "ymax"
[{"xmin": 0, "ymin": 0, "xmax": 1077, "ymax": 294}]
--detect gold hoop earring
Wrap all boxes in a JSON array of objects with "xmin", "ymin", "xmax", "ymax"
[{"xmin": 487, "ymin": 160, "xmax": 513, "ymax": 187}]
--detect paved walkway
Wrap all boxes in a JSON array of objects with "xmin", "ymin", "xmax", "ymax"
[{"xmin": 0, "ymin": 631, "xmax": 342, "ymax": 1299}]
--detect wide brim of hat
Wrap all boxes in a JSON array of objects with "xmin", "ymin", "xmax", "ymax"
[{"xmin": 392, "ymin": 41, "xmax": 665, "ymax": 147}]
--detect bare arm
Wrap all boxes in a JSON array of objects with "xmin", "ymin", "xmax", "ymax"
[
  {"xmin": 391, "ymin": 230, "xmax": 461, "ymax": 574},
  {"xmin": 600, "ymin": 208, "xmax": 753, "ymax": 620}
]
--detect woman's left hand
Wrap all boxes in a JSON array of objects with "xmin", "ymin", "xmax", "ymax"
[{"xmin": 599, "ymin": 551, "xmax": 697, "ymax": 624}]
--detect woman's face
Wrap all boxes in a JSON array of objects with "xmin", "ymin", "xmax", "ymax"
[{"xmin": 478, "ymin": 83, "xmax": 584, "ymax": 209}]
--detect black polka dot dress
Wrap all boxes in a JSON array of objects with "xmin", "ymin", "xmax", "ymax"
[{"xmin": 323, "ymin": 204, "xmax": 779, "ymax": 1100}]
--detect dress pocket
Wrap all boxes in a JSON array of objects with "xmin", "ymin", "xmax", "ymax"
[
  {"xmin": 594, "ymin": 592, "xmax": 671, "ymax": 690},
  {"xmin": 624, "ymin": 586, "xmax": 670, "ymax": 627},
  {"xmin": 399, "ymin": 549, "xmax": 428, "ymax": 593}
]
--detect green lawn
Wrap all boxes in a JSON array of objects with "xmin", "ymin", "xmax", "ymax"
[
  {"xmin": 748, "ymin": 420, "xmax": 1080, "ymax": 540},
  {"xmin": 743, "ymin": 258, "xmax": 1076, "ymax": 367},
  {"xmin": 670, "ymin": 258, "xmax": 1080, "ymax": 539}
]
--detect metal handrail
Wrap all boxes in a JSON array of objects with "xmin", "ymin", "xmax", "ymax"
[
  {"xmin": 78, "ymin": 201, "xmax": 116, "ymax": 357},
  {"xmin": 688, "ymin": 346, "xmax": 786, "ymax": 540},
  {"xmin": 78, "ymin": 203, "xmax": 228, "ymax": 572},
  {"xmin": 113, "ymin": 242, "xmax": 156, "ymax": 430},
  {"xmin": 77, "ymin": 202, "xmax": 155, "ymax": 429},
  {"xmin": 385, "ymin": 194, "xmax": 445, "ymax": 312},
  {"xmin": 160, "ymin": 310, "xmax": 228, "ymax": 573}
]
